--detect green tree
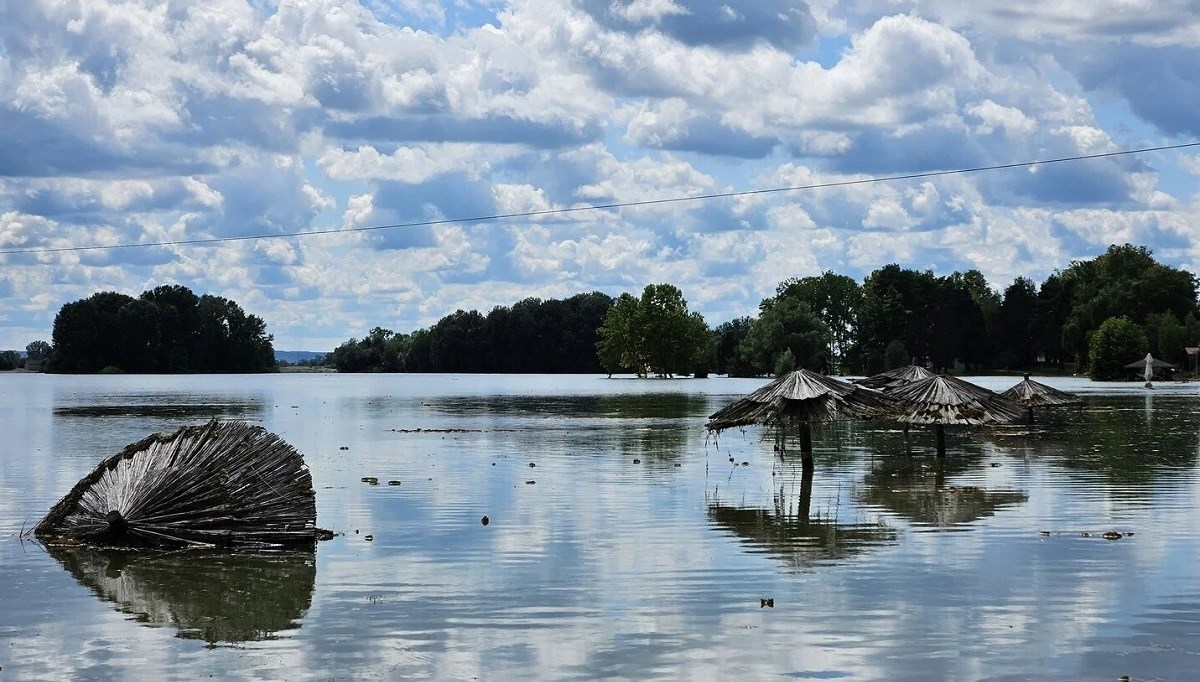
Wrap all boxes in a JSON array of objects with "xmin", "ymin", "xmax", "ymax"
[
  {"xmin": 0, "ymin": 350, "xmax": 21, "ymax": 370},
  {"xmin": 738, "ymin": 297, "xmax": 830, "ymax": 375},
  {"xmin": 595, "ymin": 285, "xmax": 709, "ymax": 377},
  {"xmin": 773, "ymin": 272, "xmax": 861, "ymax": 371},
  {"xmin": 709, "ymin": 317, "xmax": 755, "ymax": 376},
  {"xmin": 25, "ymin": 340, "xmax": 51, "ymax": 361},
  {"xmin": 1088, "ymin": 316, "xmax": 1148, "ymax": 380},
  {"xmin": 998, "ymin": 277, "xmax": 1037, "ymax": 369},
  {"xmin": 883, "ymin": 339, "xmax": 908, "ymax": 370}
]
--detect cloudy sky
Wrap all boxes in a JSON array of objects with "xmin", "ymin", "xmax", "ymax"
[{"xmin": 1, "ymin": 0, "xmax": 1198, "ymax": 351}]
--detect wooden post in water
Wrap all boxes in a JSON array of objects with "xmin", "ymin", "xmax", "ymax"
[
  {"xmin": 799, "ymin": 422, "xmax": 814, "ymax": 472},
  {"xmin": 935, "ymin": 424, "xmax": 947, "ymax": 458},
  {"xmin": 798, "ymin": 465, "xmax": 814, "ymax": 522}
]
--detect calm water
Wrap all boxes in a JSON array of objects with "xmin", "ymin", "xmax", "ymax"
[{"xmin": 1, "ymin": 373, "xmax": 1199, "ymax": 680}]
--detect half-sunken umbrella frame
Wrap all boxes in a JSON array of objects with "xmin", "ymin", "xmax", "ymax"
[
  {"xmin": 36, "ymin": 420, "xmax": 327, "ymax": 549},
  {"xmin": 1000, "ymin": 374, "xmax": 1082, "ymax": 422}
]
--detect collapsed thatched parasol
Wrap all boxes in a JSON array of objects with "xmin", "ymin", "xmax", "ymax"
[
  {"xmin": 46, "ymin": 546, "xmax": 315, "ymax": 644},
  {"xmin": 706, "ymin": 369, "xmax": 894, "ymax": 468},
  {"xmin": 853, "ymin": 364, "xmax": 935, "ymax": 392},
  {"xmin": 1001, "ymin": 374, "xmax": 1081, "ymax": 421},
  {"xmin": 35, "ymin": 420, "xmax": 328, "ymax": 548},
  {"xmin": 887, "ymin": 374, "xmax": 1025, "ymax": 457}
]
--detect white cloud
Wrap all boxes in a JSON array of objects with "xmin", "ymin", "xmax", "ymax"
[{"xmin": 0, "ymin": 0, "xmax": 1198, "ymax": 349}]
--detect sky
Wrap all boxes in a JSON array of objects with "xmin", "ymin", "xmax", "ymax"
[{"xmin": 1, "ymin": 0, "xmax": 1199, "ymax": 351}]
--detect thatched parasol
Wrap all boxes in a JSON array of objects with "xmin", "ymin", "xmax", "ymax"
[
  {"xmin": 887, "ymin": 374, "xmax": 1025, "ymax": 457},
  {"xmin": 46, "ymin": 546, "xmax": 315, "ymax": 644},
  {"xmin": 853, "ymin": 364, "xmax": 935, "ymax": 392},
  {"xmin": 705, "ymin": 369, "xmax": 894, "ymax": 468},
  {"xmin": 35, "ymin": 420, "xmax": 328, "ymax": 548},
  {"xmin": 1000, "ymin": 374, "xmax": 1082, "ymax": 421}
]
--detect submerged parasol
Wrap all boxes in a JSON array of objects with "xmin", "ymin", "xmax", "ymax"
[
  {"xmin": 35, "ymin": 420, "xmax": 327, "ymax": 548},
  {"xmin": 47, "ymin": 546, "xmax": 315, "ymax": 644},
  {"xmin": 887, "ymin": 374, "xmax": 1025, "ymax": 457},
  {"xmin": 1000, "ymin": 374, "xmax": 1082, "ymax": 421},
  {"xmin": 853, "ymin": 364, "xmax": 935, "ymax": 392},
  {"xmin": 705, "ymin": 369, "xmax": 894, "ymax": 468}
]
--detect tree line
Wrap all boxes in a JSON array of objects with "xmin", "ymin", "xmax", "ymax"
[
  {"xmin": 708, "ymin": 244, "xmax": 1199, "ymax": 380},
  {"xmin": 329, "ymin": 292, "xmax": 613, "ymax": 373},
  {"xmin": 330, "ymin": 244, "xmax": 1199, "ymax": 380},
  {"xmin": 45, "ymin": 285, "xmax": 276, "ymax": 373}
]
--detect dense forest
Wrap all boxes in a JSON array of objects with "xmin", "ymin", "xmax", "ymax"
[
  {"xmin": 332, "ymin": 243, "xmax": 1200, "ymax": 380},
  {"xmin": 329, "ymin": 292, "xmax": 612, "ymax": 373},
  {"xmin": 47, "ymin": 285, "xmax": 276, "ymax": 373}
]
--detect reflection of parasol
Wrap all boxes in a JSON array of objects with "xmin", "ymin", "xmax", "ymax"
[
  {"xmin": 36, "ymin": 420, "xmax": 326, "ymax": 548},
  {"xmin": 705, "ymin": 369, "xmax": 894, "ymax": 469},
  {"xmin": 708, "ymin": 469, "xmax": 894, "ymax": 568},
  {"xmin": 887, "ymin": 374, "xmax": 1025, "ymax": 457},
  {"xmin": 1000, "ymin": 374, "xmax": 1081, "ymax": 422},
  {"xmin": 47, "ymin": 546, "xmax": 315, "ymax": 644},
  {"xmin": 861, "ymin": 458, "xmax": 1027, "ymax": 527},
  {"xmin": 853, "ymin": 365, "xmax": 935, "ymax": 392}
]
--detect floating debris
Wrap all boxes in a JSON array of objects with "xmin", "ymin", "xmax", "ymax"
[
  {"xmin": 481, "ymin": 516, "xmax": 490, "ymax": 526},
  {"xmin": 364, "ymin": 534, "xmax": 373, "ymax": 542},
  {"xmin": 387, "ymin": 480, "xmax": 401, "ymax": 486},
  {"xmin": 339, "ymin": 446, "xmax": 349, "ymax": 451},
  {"xmin": 633, "ymin": 458, "xmax": 641, "ymax": 464},
  {"xmin": 361, "ymin": 476, "xmax": 379, "ymax": 485},
  {"xmin": 525, "ymin": 480, "xmax": 536, "ymax": 485},
  {"xmin": 760, "ymin": 598, "xmax": 774, "ymax": 608},
  {"xmin": 35, "ymin": 420, "xmax": 327, "ymax": 549},
  {"xmin": 1102, "ymin": 531, "xmax": 1123, "ymax": 541},
  {"xmin": 528, "ymin": 462, "xmax": 536, "ymax": 467}
]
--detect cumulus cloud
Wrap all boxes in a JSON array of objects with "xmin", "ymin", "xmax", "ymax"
[{"xmin": 0, "ymin": 0, "xmax": 1197, "ymax": 349}]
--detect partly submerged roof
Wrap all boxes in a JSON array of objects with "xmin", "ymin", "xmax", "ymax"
[
  {"xmin": 853, "ymin": 365, "xmax": 935, "ymax": 391},
  {"xmin": 886, "ymin": 374, "xmax": 1025, "ymax": 425},
  {"xmin": 36, "ymin": 420, "xmax": 325, "ymax": 548},
  {"xmin": 706, "ymin": 368, "xmax": 894, "ymax": 433},
  {"xmin": 1000, "ymin": 377, "xmax": 1082, "ymax": 408}
]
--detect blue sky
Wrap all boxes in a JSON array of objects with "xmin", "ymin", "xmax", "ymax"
[{"xmin": 1, "ymin": 0, "xmax": 1198, "ymax": 351}]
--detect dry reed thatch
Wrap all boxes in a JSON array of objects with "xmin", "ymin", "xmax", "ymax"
[
  {"xmin": 886, "ymin": 374, "xmax": 1025, "ymax": 457},
  {"xmin": 706, "ymin": 369, "xmax": 894, "ymax": 432},
  {"xmin": 1000, "ymin": 375, "xmax": 1082, "ymax": 408},
  {"xmin": 887, "ymin": 374, "xmax": 1025, "ymax": 426},
  {"xmin": 35, "ymin": 420, "xmax": 326, "ymax": 548},
  {"xmin": 853, "ymin": 365, "xmax": 935, "ymax": 392}
]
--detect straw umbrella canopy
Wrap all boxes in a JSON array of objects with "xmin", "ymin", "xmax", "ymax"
[
  {"xmin": 1001, "ymin": 374, "xmax": 1081, "ymax": 421},
  {"xmin": 853, "ymin": 364, "xmax": 935, "ymax": 392},
  {"xmin": 706, "ymin": 368, "xmax": 894, "ymax": 469},
  {"xmin": 36, "ymin": 420, "xmax": 329, "ymax": 548},
  {"xmin": 886, "ymin": 374, "xmax": 1025, "ymax": 457}
]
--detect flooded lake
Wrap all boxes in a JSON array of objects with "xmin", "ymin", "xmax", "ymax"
[{"xmin": 2, "ymin": 373, "xmax": 1199, "ymax": 680}]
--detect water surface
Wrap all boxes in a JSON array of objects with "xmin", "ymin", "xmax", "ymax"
[{"xmin": 1, "ymin": 373, "xmax": 1198, "ymax": 680}]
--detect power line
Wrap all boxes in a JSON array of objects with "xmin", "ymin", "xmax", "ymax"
[{"xmin": 2, "ymin": 140, "xmax": 1197, "ymax": 256}]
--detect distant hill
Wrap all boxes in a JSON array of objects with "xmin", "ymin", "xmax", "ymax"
[{"xmin": 275, "ymin": 350, "xmax": 329, "ymax": 364}]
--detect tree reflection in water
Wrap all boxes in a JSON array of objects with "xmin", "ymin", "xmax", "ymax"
[{"xmin": 46, "ymin": 546, "xmax": 315, "ymax": 645}]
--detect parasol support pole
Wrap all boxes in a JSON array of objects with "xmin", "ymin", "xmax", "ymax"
[
  {"xmin": 799, "ymin": 423, "xmax": 814, "ymax": 472},
  {"xmin": 935, "ymin": 424, "xmax": 946, "ymax": 458},
  {"xmin": 798, "ymin": 466, "xmax": 814, "ymax": 522},
  {"xmin": 1027, "ymin": 406, "xmax": 1034, "ymax": 424}
]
